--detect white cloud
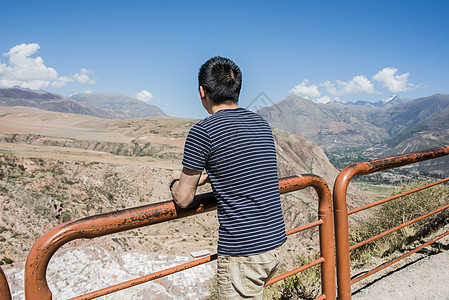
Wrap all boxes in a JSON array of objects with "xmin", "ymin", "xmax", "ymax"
[
  {"xmin": 135, "ymin": 89, "xmax": 154, "ymax": 103},
  {"xmin": 316, "ymin": 96, "xmax": 331, "ymax": 104},
  {"xmin": 373, "ymin": 67, "xmax": 412, "ymax": 93},
  {"xmin": 73, "ymin": 68, "xmax": 95, "ymax": 84},
  {"xmin": 52, "ymin": 76, "xmax": 73, "ymax": 88},
  {"xmin": 289, "ymin": 79, "xmax": 321, "ymax": 98},
  {"xmin": 323, "ymin": 75, "xmax": 376, "ymax": 96},
  {"xmin": 0, "ymin": 43, "xmax": 95, "ymax": 90}
]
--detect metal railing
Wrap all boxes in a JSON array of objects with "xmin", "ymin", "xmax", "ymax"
[
  {"xmin": 24, "ymin": 174, "xmax": 336, "ymax": 300},
  {"xmin": 333, "ymin": 145, "xmax": 449, "ymax": 300},
  {"xmin": 0, "ymin": 266, "xmax": 12, "ymax": 300}
]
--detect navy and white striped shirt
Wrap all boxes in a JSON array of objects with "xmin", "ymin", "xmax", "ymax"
[{"xmin": 182, "ymin": 107, "xmax": 286, "ymax": 256}]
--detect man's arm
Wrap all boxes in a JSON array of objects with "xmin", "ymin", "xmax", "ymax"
[{"xmin": 171, "ymin": 167, "xmax": 209, "ymax": 208}]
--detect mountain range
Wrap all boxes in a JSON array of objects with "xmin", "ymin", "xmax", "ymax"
[
  {"xmin": 258, "ymin": 93, "xmax": 449, "ymax": 151},
  {"xmin": 343, "ymin": 95, "xmax": 408, "ymax": 108},
  {"xmin": 258, "ymin": 93, "xmax": 449, "ymax": 177},
  {"xmin": 1, "ymin": 87, "xmax": 447, "ymax": 175},
  {"xmin": 0, "ymin": 88, "xmax": 166, "ymax": 119}
]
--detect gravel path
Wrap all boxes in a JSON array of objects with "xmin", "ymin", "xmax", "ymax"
[{"xmin": 352, "ymin": 234, "xmax": 449, "ymax": 299}]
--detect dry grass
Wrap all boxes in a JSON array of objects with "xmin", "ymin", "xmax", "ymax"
[{"xmin": 349, "ymin": 180, "xmax": 449, "ymax": 267}]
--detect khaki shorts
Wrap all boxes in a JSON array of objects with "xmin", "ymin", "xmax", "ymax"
[{"xmin": 217, "ymin": 242, "xmax": 287, "ymax": 299}]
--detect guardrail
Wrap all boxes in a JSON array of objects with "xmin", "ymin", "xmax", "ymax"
[
  {"xmin": 25, "ymin": 174, "xmax": 336, "ymax": 300},
  {"xmin": 333, "ymin": 145, "xmax": 449, "ymax": 300}
]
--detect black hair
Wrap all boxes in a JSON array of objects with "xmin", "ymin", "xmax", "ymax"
[{"xmin": 198, "ymin": 56, "xmax": 242, "ymax": 104}]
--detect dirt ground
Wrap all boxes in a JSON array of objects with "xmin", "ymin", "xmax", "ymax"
[{"xmin": 352, "ymin": 231, "xmax": 449, "ymax": 299}]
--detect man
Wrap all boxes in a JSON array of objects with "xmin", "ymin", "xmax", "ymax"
[{"xmin": 170, "ymin": 56, "xmax": 286, "ymax": 299}]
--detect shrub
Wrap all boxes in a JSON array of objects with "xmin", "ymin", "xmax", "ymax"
[
  {"xmin": 2, "ymin": 257, "xmax": 13, "ymax": 264},
  {"xmin": 275, "ymin": 253, "xmax": 321, "ymax": 300},
  {"xmin": 208, "ymin": 274, "xmax": 218, "ymax": 300},
  {"xmin": 350, "ymin": 180, "xmax": 449, "ymax": 266}
]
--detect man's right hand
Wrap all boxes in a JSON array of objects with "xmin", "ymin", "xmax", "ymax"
[{"xmin": 198, "ymin": 173, "xmax": 210, "ymax": 186}]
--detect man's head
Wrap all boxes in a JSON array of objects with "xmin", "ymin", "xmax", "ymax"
[{"xmin": 198, "ymin": 56, "xmax": 242, "ymax": 105}]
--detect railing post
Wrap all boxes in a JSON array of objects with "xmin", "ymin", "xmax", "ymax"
[
  {"xmin": 314, "ymin": 176, "xmax": 337, "ymax": 300},
  {"xmin": 333, "ymin": 168, "xmax": 355, "ymax": 300},
  {"xmin": 280, "ymin": 175, "xmax": 337, "ymax": 299},
  {"xmin": 0, "ymin": 266, "xmax": 12, "ymax": 300}
]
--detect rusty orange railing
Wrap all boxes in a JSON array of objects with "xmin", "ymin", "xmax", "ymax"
[
  {"xmin": 333, "ymin": 145, "xmax": 449, "ymax": 300},
  {"xmin": 25, "ymin": 174, "xmax": 336, "ymax": 300},
  {"xmin": 0, "ymin": 266, "xmax": 12, "ymax": 300}
]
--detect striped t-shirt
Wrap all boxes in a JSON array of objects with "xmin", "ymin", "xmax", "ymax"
[{"xmin": 182, "ymin": 107, "xmax": 286, "ymax": 256}]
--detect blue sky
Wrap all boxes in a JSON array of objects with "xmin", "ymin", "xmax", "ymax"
[{"xmin": 1, "ymin": 0, "xmax": 448, "ymax": 118}]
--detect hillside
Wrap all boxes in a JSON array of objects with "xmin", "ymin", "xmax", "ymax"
[
  {"xmin": 372, "ymin": 105, "xmax": 449, "ymax": 177},
  {"xmin": 69, "ymin": 93, "xmax": 166, "ymax": 118},
  {"xmin": 0, "ymin": 106, "xmax": 372, "ymax": 298}
]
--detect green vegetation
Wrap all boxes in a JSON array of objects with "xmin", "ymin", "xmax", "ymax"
[
  {"xmin": 386, "ymin": 123, "xmax": 429, "ymax": 148},
  {"xmin": 325, "ymin": 147, "xmax": 378, "ymax": 171},
  {"xmin": 1, "ymin": 257, "xmax": 13, "ymax": 264},
  {"xmin": 354, "ymin": 182, "xmax": 399, "ymax": 199}
]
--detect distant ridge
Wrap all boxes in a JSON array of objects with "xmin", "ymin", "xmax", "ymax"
[
  {"xmin": 69, "ymin": 93, "xmax": 166, "ymax": 119},
  {"xmin": 0, "ymin": 88, "xmax": 167, "ymax": 119},
  {"xmin": 0, "ymin": 87, "xmax": 112, "ymax": 118},
  {"xmin": 343, "ymin": 95, "xmax": 408, "ymax": 108}
]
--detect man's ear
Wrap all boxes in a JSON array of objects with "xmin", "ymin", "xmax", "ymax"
[{"xmin": 199, "ymin": 86, "xmax": 207, "ymax": 99}]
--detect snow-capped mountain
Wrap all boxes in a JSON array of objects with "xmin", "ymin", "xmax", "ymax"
[{"xmin": 342, "ymin": 95, "xmax": 408, "ymax": 107}]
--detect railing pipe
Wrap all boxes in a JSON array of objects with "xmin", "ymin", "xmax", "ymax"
[
  {"xmin": 25, "ymin": 192, "xmax": 217, "ymax": 300},
  {"xmin": 68, "ymin": 254, "xmax": 219, "ymax": 300},
  {"xmin": 0, "ymin": 266, "xmax": 12, "ymax": 300},
  {"xmin": 333, "ymin": 145, "xmax": 449, "ymax": 300},
  {"xmin": 25, "ymin": 175, "xmax": 336, "ymax": 300}
]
